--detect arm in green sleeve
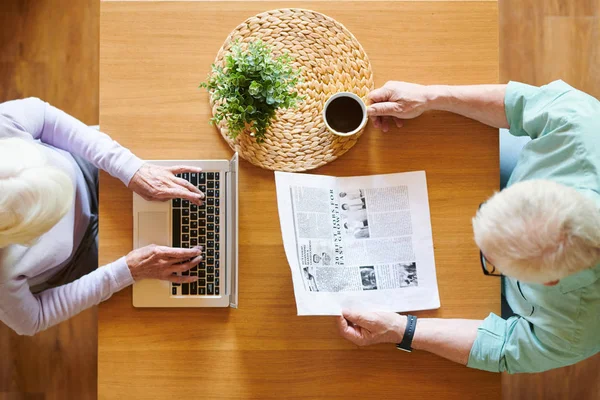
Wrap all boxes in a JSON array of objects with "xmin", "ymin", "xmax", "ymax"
[
  {"xmin": 468, "ymin": 313, "xmax": 585, "ymax": 373},
  {"xmin": 504, "ymin": 80, "xmax": 587, "ymax": 139}
]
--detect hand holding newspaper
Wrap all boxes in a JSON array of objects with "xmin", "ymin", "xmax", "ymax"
[{"xmin": 275, "ymin": 171, "xmax": 440, "ymax": 315}]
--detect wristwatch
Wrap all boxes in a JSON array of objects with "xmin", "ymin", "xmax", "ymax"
[{"xmin": 396, "ymin": 314, "xmax": 418, "ymax": 352}]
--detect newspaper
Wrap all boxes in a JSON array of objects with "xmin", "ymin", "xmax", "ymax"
[{"xmin": 275, "ymin": 171, "xmax": 440, "ymax": 315}]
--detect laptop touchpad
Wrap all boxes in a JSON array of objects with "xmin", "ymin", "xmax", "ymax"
[{"xmin": 138, "ymin": 212, "xmax": 169, "ymax": 247}]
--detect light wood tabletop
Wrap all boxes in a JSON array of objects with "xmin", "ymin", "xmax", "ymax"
[{"xmin": 99, "ymin": 1, "xmax": 500, "ymax": 399}]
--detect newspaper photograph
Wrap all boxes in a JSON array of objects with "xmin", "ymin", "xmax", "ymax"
[{"xmin": 275, "ymin": 171, "xmax": 440, "ymax": 315}]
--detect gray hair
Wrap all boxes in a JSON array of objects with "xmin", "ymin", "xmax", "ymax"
[
  {"xmin": 472, "ymin": 179, "xmax": 600, "ymax": 283},
  {"xmin": 0, "ymin": 138, "xmax": 74, "ymax": 247}
]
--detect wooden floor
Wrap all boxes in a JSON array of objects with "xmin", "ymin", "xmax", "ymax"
[
  {"xmin": 0, "ymin": 1, "xmax": 99, "ymax": 400},
  {"xmin": 0, "ymin": 0, "xmax": 598, "ymax": 399},
  {"xmin": 499, "ymin": 0, "xmax": 600, "ymax": 397}
]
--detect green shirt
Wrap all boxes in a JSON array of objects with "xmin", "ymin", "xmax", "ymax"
[{"xmin": 467, "ymin": 81, "xmax": 600, "ymax": 373}]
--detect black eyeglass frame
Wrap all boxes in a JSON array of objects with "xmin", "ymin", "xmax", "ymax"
[
  {"xmin": 480, "ymin": 251, "xmax": 502, "ymax": 277},
  {"xmin": 477, "ymin": 202, "xmax": 502, "ymax": 277}
]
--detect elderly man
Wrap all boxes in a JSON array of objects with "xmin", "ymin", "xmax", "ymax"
[{"xmin": 337, "ymin": 80, "xmax": 600, "ymax": 373}]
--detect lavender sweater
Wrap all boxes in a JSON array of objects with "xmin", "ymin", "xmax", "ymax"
[{"xmin": 0, "ymin": 98, "xmax": 144, "ymax": 335}]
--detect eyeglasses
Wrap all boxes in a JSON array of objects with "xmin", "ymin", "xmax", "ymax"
[
  {"xmin": 478, "ymin": 202, "xmax": 502, "ymax": 277},
  {"xmin": 480, "ymin": 251, "xmax": 502, "ymax": 277}
]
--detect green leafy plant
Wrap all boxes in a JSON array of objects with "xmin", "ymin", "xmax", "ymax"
[{"xmin": 200, "ymin": 40, "xmax": 303, "ymax": 143}]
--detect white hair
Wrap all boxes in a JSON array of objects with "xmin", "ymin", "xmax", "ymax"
[
  {"xmin": 472, "ymin": 179, "xmax": 600, "ymax": 283},
  {"xmin": 0, "ymin": 138, "xmax": 74, "ymax": 247}
]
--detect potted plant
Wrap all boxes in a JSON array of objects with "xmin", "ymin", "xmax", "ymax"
[{"xmin": 200, "ymin": 40, "xmax": 304, "ymax": 143}]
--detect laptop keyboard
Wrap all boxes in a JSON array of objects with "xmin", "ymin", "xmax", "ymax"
[{"xmin": 171, "ymin": 172, "xmax": 222, "ymax": 296}]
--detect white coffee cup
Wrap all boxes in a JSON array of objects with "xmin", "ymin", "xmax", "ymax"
[{"xmin": 322, "ymin": 92, "xmax": 368, "ymax": 137}]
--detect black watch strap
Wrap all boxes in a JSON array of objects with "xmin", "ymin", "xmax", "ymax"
[{"xmin": 396, "ymin": 315, "xmax": 418, "ymax": 352}]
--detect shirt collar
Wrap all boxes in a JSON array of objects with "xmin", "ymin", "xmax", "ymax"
[{"xmin": 559, "ymin": 263, "xmax": 599, "ymax": 293}]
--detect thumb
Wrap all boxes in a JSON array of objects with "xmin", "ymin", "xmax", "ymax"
[
  {"xmin": 367, "ymin": 86, "xmax": 393, "ymax": 103},
  {"xmin": 341, "ymin": 309, "xmax": 371, "ymax": 327},
  {"xmin": 367, "ymin": 102, "xmax": 399, "ymax": 117}
]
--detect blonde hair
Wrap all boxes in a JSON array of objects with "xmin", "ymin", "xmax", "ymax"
[
  {"xmin": 473, "ymin": 180, "xmax": 600, "ymax": 283},
  {"xmin": 0, "ymin": 138, "xmax": 74, "ymax": 247}
]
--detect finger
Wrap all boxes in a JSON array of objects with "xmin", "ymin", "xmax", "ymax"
[
  {"xmin": 337, "ymin": 315, "xmax": 350, "ymax": 333},
  {"xmin": 367, "ymin": 102, "xmax": 400, "ymax": 118},
  {"xmin": 167, "ymin": 274, "xmax": 199, "ymax": 284},
  {"xmin": 337, "ymin": 316, "xmax": 363, "ymax": 344},
  {"xmin": 171, "ymin": 254, "xmax": 204, "ymax": 273},
  {"xmin": 174, "ymin": 177, "xmax": 202, "ymax": 195},
  {"xmin": 382, "ymin": 117, "xmax": 390, "ymax": 133},
  {"xmin": 168, "ymin": 254, "xmax": 204, "ymax": 269},
  {"xmin": 163, "ymin": 188, "xmax": 205, "ymax": 205},
  {"xmin": 336, "ymin": 315, "xmax": 348, "ymax": 337},
  {"xmin": 168, "ymin": 165, "xmax": 203, "ymax": 174},
  {"xmin": 393, "ymin": 117, "xmax": 404, "ymax": 128},
  {"xmin": 371, "ymin": 116, "xmax": 380, "ymax": 129},
  {"xmin": 367, "ymin": 86, "xmax": 392, "ymax": 104},
  {"xmin": 341, "ymin": 309, "xmax": 370, "ymax": 328},
  {"xmin": 154, "ymin": 245, "xmax": 203, "ymax": 260}
]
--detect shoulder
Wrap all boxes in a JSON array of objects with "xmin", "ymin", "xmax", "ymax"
[
  {"xmin": 508, "ymin": 80, "xmax": 599, "ymax": 123},
  {"xmin": 536, "ymin": 81, "xmax": 600, "ymax": 123},
  {"xmin": 524, "ymin": 273, "xmax": 600, "ymax": 353},
  {"xmin": 0, "ymin": 98, "xmax": 46, "ymax": 118},
  {"xmin": 567, "ymin": 271, "xmax": 600, "ymax": 352},
  {"xmin": 0, "ymin": 98, "xmax": 47, "ymax": 138},
  {"xmin": 0, "ymin": 246, "xmax": 28, "ymax": 284}
]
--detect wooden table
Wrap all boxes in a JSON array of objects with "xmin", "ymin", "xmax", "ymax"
[{"xmin": 99, "ymin": 1, "xmax": 500, "ymax": 399}]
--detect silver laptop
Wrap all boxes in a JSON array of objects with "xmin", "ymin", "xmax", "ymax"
[{"xmin": 132, "ymin": 154, "xmax": 238, "ymax": 308}]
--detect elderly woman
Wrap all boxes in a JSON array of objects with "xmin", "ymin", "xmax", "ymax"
[
  {"xmin": 337, "ymin": 80, "xmax": 600, "ymax": 373},
  {"xmin": 0, "ymin": 98, "xmax": 203, "ymax": 335}
]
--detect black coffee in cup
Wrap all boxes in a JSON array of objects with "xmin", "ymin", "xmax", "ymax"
[{"xmin": 325, "ymin": 96, "xmax": 364, "ymax": 133}]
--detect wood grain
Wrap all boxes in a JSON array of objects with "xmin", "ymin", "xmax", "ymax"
[
  {"xmin": 502, "ymin": 353, "xmax": 600, "ymax": 400},
  {"xmin": 104, "ymin": 0, "xmax": 497, "ymax": 2},
  {"xmin": 2, "ymin": 0, "xmax": 598, "ymax": 399},
  {"xmin": 500, "ymin": 0, "xmax": 600, "ymax": 98},
  {"xmin": 0, "ymin": 0, "xmax": 99, "ymax": 124},
  {"xmin": 99, "ymin": 2, "xmax": 499, "ymax": 399},
  {"xmin": 0, "ymin": 1, "xmax": 98, "ymax": 399},
  {"xmin": 500, "ymin": 0, "xmax": 600, "ymax": 398}
]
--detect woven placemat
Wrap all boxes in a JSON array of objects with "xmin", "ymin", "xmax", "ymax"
[{"xmin": 209, "ymin": 8, "xmax": 374, "ymax": 172}]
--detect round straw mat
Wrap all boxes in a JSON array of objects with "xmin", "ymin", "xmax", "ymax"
[{"xmin": 210, "ymin": 8, "xmax": 374, "ymax": 172}]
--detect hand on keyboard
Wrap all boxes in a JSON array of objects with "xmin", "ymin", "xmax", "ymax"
[
  {"xmin": 129, "ymin": 164, "xmax": 205, "ymax": 205},
  {"xmin": 125, "ymin": 244, "xmax": 204, "ymax": 283},
  {"xmin": 171, "ymin": 171, "xmax": 222, "ymax": 296}
]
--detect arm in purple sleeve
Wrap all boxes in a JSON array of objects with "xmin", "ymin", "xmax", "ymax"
[
  {"xmin": 0, "ymin": 258, "xmax": 134, "ymax": 336},
  {"xmin": 0, "ymin": 97, "xmax": 144, "ymax": 185}
]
